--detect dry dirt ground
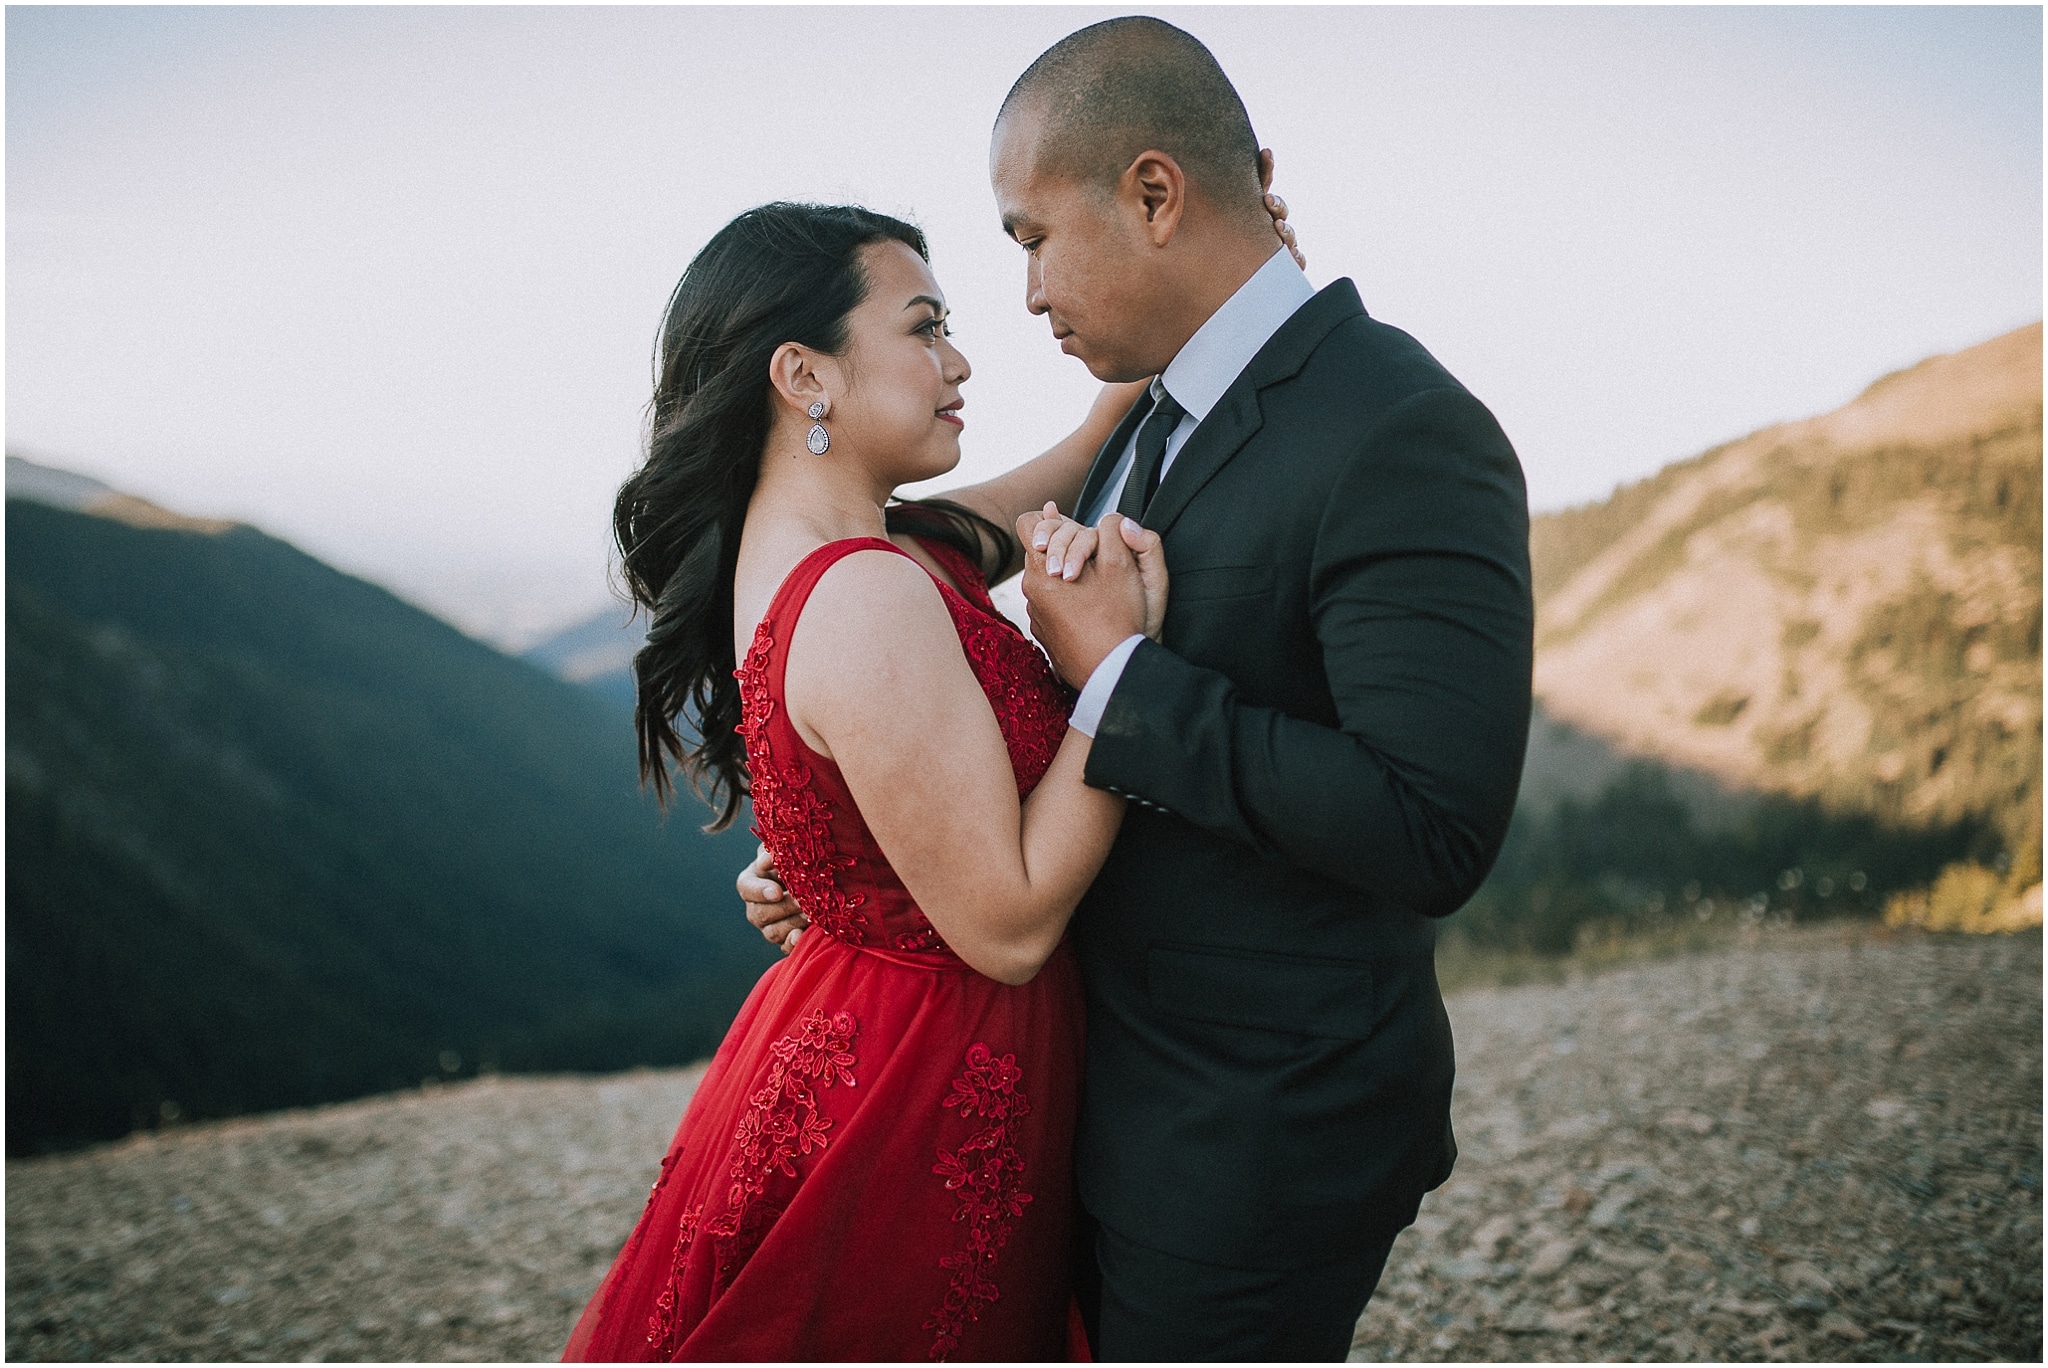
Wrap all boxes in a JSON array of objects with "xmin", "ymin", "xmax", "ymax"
[{"xmin": 7, "ymin": 924, "xmax": 2038, "ymax": 1363}]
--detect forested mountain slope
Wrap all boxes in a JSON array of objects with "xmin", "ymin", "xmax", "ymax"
[
  {"xmin": 1460, "ymin": 327, "xmax": 2038, "ymax": 951},
  {"xmin": 6, "ymin": 493, "xmax": 771, "ymax": 1154},
  {"xmin": 1528, "ymin": 324, "xmax": 2041, "ymax": 854}
]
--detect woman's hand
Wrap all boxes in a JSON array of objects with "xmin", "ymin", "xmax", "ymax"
[
  {"xmin": 1016, "ymin": 505, "xmax": 1170, "ymax": 642},
  {"xmin": 1025, "ymin": 502, "xmax": 1098, "ymax": 582},
  {"xmin": 1259, "ymin": 148, "xmax": 1305, "ymax": 269}
]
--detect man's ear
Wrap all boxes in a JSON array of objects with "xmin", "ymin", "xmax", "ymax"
[
  {"xmin": 1122, "ymin": 149, "xmax": 1186, "ymax": 246},
  {"xmin": 768, "ymin": 342, "xmax": 830, "ymax": 418},
  {"xmin": 1258, "ymin": 148, "xmax": 1276, "ymax": 195}
]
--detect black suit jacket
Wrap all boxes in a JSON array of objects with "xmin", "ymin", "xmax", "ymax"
[{"xmin": 1069, "ymin": 279, "xmax": 1532, "ymax": 1271}]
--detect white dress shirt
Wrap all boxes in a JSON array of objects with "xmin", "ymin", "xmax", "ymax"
[{"xmin": 1067, "ymin": 247, "xmax": 1316, "ymax": 738}]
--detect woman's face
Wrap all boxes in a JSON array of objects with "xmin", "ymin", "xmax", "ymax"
[{"xmin": 826, "ymin": 240, "xmax": 972, "ymax": 488}]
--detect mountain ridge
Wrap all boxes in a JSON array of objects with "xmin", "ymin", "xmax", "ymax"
[
  {"xmin": 1524, "ymin": 323, "xmax": 2041, "ymax": 856},
  {"xmin": 7, "ymin": 453, "xmax": 237, "ymax": 534}
]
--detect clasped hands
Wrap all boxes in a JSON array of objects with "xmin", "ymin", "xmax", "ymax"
[{"xmin": 1015, "ymin": 502, "xmax": 1170, "ymax": 691}]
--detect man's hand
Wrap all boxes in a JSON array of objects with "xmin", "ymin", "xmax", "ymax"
[
  {"xmin": 738, "ymin": 843, "xmax": 808, "ymax": 953},
  {"xmin": 1019, "ymin": 510, "xmax": 1168, "ymax": 687},
  {"xmin": 1019, "ymin": 503, "xmax": 1171, "ymax": 638}
]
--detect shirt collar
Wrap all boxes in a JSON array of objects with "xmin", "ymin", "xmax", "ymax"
[{"xmin": 1159, "ymin": 247, "xmax": 1317, "ymax": 422}]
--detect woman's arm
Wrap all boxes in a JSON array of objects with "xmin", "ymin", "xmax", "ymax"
[
  {"xmin": 783, "ymin": 549, "xmax": 1124, "ymax": 984},
  {"xmin": 938, "ymin": 380, "xmax": 1148, "ymax": 536}
]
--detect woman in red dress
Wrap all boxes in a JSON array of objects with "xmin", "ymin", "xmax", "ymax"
[{"xmin": 562, "ymin": 203, "xmax": 1164, "ymax": 1362}]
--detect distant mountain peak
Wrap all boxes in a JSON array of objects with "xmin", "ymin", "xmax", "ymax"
[
  {"xmin": 7, "ymin": 453, "xmax": 237, "ymax": 535},
  {"xmin": 522, "ymin": 604, "xmax": 644, "ymax": 682},
  {"xmin": 1825, "ymin": 322, "xmax": 2043, "ymax": 453}
]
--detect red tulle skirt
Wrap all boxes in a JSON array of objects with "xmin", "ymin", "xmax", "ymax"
[{"xmin": 563, "ymin": 929, "xmax": 1088, "ymax": 1362}]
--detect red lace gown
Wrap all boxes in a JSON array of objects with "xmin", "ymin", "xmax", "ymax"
[{"xmin": 563, "ymin": 536, "xmax": 1087, "ymax": 1363}]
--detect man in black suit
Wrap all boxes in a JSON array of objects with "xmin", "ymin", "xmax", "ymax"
[
  {"xmin": 995, "ymin": 16, "xmax": 1533, "ymax": 1361},
  {"xmin": 738, "ymin": 15, "xmax": 1529, "ymax": 1359}
]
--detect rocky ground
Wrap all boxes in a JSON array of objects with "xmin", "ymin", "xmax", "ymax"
[
  {"xmin": 8, "ymin": 923, "xmax": 2039, "ymax": 1362},
  {"xmin": 1350, "ymin": 924, "xmax": 2041, "ymax": 1363},
  {"xmin": 5, "ymin": 1071, "xmax": 703, "ymax": 1361}
]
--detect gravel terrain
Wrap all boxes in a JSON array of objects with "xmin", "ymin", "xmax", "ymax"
[
  {"xmin": 6, "ymin": 1071, "xmax": 703, "ymax": 1361},
  {"xmin": 8, "ymin": 924, "xmax": 2039, "ymax": 1362},
  {"xmin": 1352, "ymin": 924, "xmax": 2041, "ymax": 1363}
]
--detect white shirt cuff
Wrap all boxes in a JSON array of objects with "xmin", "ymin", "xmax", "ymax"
[{"xmin": 1066, "ymin": 634, "xmax": 1145, "ymax": 739}]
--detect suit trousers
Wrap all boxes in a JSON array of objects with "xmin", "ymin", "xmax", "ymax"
[{"xmin": 1074, "ymin": 1208, "xmax": 1404, "ymax": 1361}]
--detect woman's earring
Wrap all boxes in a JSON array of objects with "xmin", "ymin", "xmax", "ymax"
[{"xmin": 806, "ymin": 401, "xmax": 831, "ymax": 455}]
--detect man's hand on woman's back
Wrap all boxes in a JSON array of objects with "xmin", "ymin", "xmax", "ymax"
[{"xmin": 739, "ymin": 844, "xmax": 808, "ymax": 953}]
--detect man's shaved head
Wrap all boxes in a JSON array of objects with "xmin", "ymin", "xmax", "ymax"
[{"xmin": 999, "ymin": 17, "xmax": 1264, "ymax": 223}]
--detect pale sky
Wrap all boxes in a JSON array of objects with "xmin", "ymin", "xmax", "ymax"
[{"xmin": 8, "ymin": 4, "xmax": 2040, "ymax": 647}]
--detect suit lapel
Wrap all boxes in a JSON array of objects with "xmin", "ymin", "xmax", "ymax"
[
  {"xmin": 1141, "ymin": 387, "xmax": 1264, "ymax": 536},
  {"xmin": 1074, "ymin": 390, "xmax": 1151, "ymax": 520},
  {"xmin": 1141, "ymin": 279, "xmax": 1368, "ymax": 536}
]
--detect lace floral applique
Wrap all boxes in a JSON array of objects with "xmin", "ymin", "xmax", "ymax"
[
  {"xmin": 924, "ymin": 1044, "xmax": 1034, "ymax": 1360},
  {"xmin": 646, "ymin": 1202, "xmax": 703, "ymax": 1357},
  {"xmin": 720, "ymin": 1008, "xmax": 859, "ymax": 1215},
  {"xmin": 643, "ymin": 1009, "xmax": 859, "ymax": 1357},
  {"xmin": 950, "ymin": 612, "xmax": 1071, "ymax": 796},
  {"xmin": 734, "ymin": 623, "xmax": 869, "ymax": 944},
  {"xmin": 913, "ymin": 535, "xmax": 1073, "ymax": 798}
]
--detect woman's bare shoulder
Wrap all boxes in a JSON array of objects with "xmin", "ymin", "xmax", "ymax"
[
  {"xmin": 788, "ymin": 548, "xmax": 961, "ymax": 677},
  {"xmin": 782, "ymin": 546, "xmax": 976, "ymax": 751}
]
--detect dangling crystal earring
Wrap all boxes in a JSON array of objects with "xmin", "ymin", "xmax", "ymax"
[{"xmin": 805, "ymin": 401, "xmax": 831, "ymax": 455}]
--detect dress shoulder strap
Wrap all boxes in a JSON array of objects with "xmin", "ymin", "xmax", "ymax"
[
  {"xmin": 757, "ymin": 536, "xmax": 915, "ymax": 640},
  {"xmin": 910, "ymin": 535, "xmax": 995, "ymax": 614},
  {"xmin": 743, "ymin": 538, "xmax": 913, "ymax": 738}
]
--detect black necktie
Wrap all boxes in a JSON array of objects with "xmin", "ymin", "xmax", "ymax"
[{"xmin": 1116, "ymin": 387, "xmax": 1187, "ymax": 523}]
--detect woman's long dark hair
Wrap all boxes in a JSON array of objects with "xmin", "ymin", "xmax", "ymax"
[{"xmin": 616, "ymin": 202, "xmax": 1013, "ymax": 827}]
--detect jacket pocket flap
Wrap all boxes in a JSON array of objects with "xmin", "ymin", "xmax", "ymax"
[{"xmin": 1147, "ymin": 943, "xmax": 1379, "ymax": 1040}]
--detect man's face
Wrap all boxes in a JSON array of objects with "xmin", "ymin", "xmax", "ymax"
[{"xmin": 990, "ymin": 111, "xmax": 1171, "ymax": 382}]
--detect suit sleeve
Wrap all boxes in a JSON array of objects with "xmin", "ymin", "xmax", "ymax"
[{"xmin": 1084, "ymin": 387, "xmax": 1534, "ymax": 916}]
